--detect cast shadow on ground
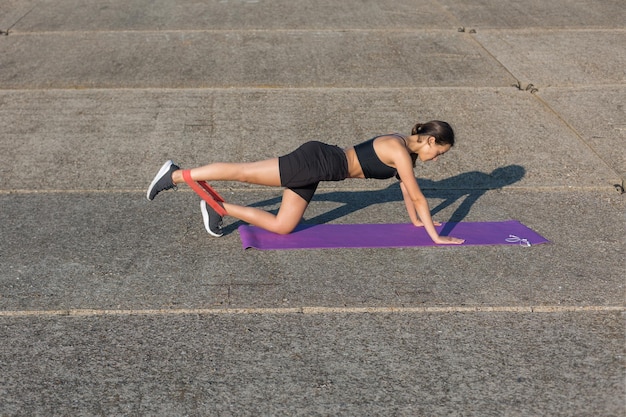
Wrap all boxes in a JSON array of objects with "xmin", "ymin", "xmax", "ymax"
[{"xmin": 222, "ymin": 165, "xmax": 525, "ymax": 237}]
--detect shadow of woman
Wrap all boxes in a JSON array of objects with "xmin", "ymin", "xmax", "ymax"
[{"xmin": 223, "ymin": 165, "xmax": 525, "ymax": 236}]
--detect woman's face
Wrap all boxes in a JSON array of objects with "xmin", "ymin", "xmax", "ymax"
[{"xmin": 419, "ymin": 138, "xmax": 451, "ymax": 162}]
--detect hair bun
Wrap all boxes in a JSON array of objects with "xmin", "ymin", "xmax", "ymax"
[
  {"xmin": 411, "ymin": 123, "xmax": 424, "ymax": 135},
  {"xmin": 410, "ymin": 120, "xmax": 455, "ymax": 146}
]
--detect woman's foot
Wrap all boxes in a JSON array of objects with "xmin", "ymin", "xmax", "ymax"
[
  {"xmin": 201, "ymin": 200, "xmax": 224, "ymax": 237},
  {"xmin": 147, "ymin": 160, "xmax": 179, "ymax": 200}
]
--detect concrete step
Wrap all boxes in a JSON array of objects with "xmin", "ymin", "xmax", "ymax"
[
  {"xmin": 0, "ymin": 88, "xmax": 620, "ymax": 191},
  {"xmin": 1, "ymin": 190, "xmax": 623, "ymax": 311}
]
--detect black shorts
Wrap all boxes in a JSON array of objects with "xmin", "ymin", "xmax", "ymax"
[{"xmin": 278, "ymin": 141, "xmax": 349, "ymax": 202}]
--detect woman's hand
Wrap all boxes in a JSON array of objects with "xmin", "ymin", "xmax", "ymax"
[
  {"xmin": 433, "ymin": 236, "xmax": 465, "ymax": 245},
  {"xmin": 414, "ymin": 220, "xmax": 442, "ymax": 227}
]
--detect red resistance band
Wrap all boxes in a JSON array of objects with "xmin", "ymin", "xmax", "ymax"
[{"xmin": 182, "ymin": 170, "xmax": 227, "ymax": 217}]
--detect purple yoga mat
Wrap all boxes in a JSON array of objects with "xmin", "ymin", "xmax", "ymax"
[{"xmin": 238, "ymin": 220, "xmax": 549, "ymax": 250}]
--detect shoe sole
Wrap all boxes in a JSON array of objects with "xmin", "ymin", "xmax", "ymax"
[
  {"xmin": 146, "ymin": 160, "xmax": 174, "ymax": 200},
  {"xmin": 201, "ymin": 200, "xmax": 224, "ymax": 237}
]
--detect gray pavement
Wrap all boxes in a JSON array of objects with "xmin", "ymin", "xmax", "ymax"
[{"xmin": 0, "ymin": 0, "xmax": 624, "ymax": 416}]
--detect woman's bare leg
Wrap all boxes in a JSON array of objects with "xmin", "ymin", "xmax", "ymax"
[
  {"xmin": 222, "ymin": 188, "xmax": 309, "ymax": 234},
  {"xmin": 168, "ymin": 158, "xmax": 308, "ymax": 234},
  {"xmin": 172, "ymin": 158, "xmax": 281, "ymax": 187}
]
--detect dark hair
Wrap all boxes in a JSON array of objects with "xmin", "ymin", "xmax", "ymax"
[{"xmin": 412, "ymin": 120, "xmax": 455, "ymax": 147}]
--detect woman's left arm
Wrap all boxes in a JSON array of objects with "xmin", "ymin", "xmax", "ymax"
[
  {"xmin": 400, "ymin": 180, "xmax": 442, "ymax": 227},
  {"xmin": 394, "ymin": 149, "xmax": 463, "ymax": 244},
  {"xmin": 399, "ymin": 181, "xmax": 420, "ymax": 225}
]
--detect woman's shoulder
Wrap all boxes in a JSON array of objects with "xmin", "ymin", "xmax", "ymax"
[
  {"xmin": 374, "ymin": 133, "xmax": 408, "ymax": 148},
  {"xmin": 354, "ymin": 133, "xmax": 407, "ymax": 152}
]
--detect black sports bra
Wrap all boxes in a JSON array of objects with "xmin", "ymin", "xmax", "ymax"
[{"xmin": 354, "ymin": 134, "xmax": 404, "ymax": 179}]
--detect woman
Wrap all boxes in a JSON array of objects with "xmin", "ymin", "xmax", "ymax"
[{"xmin": 147, "ymin": 120, "xmax": 465, "ymax": 244}]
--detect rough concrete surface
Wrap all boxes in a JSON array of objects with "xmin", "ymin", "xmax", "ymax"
[{"xmin": 0, "ymin": 0, "xmax": 624, "ymax": 416}]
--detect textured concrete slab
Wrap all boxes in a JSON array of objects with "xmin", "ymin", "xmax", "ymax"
[
  {"xmin": 474, "ymin": 30, "xmax": 626, "ymax": 87},
  {"xmin": 0, "ymin": 0, "xmax": 36, "ymax": 32},
  {"xmin": 1, "ymin": 0, "xmax": 624, "ymax": 415},
  {"xmin": 539, "ymin": 86, "xmax": 626, "ymax": 180},
  {"xmin": 0, "ymin": 88, "xmax": 619, "ymax": 192},
  {"xmin": 0, "ymin": 30, "xmax": 514, "ymax": 89},
  {"xmin": 439, "ymin": 0, "xmax": 625, "ymax": 29},
  {"xmin": 8, "ymin": 0, "xmax": 457, "ymax": 31},
  {"xmin": 1, "ymin": 189, "xmax": 623, "ymax": 310},
  {"xmin": 1, "ymin": 312, "xmax": 623, "ymax": 416}
]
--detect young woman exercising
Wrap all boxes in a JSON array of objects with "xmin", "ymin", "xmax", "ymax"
[{"xmin": 147, "ymin": 120, "xmax": 465, "ymax": 244}]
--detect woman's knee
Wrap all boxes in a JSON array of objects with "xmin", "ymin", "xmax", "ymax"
[
  {"xmin": 272, "ymin": 221, "xmax": 298, "ymax": 235},
  {"xmin": 274, "ymin": 190, "xmax": 309, "ymax": 234}
]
